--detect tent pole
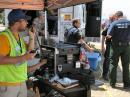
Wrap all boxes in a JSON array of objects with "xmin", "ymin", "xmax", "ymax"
[
  {"xmin": 45, "ymin": 10, "xmax": 47, "ymax": 40},
  {"xmin": 44, "ymin": 0, "xmax": 48, "ymax": 44}
]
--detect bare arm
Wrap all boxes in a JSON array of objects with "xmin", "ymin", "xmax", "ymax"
[
  {"xmin": 79, "ymin": 39, "xmax": 94, "ymax": 52},
  {"xmin": 28, "ymin": 59, "xmax": 47, "ymax": 73},
  {"xmin": 83, "ymin": 43, "xmax": 94, "ymax": 52},
  {"xmin": 0, "ymin": 53, "xmax": 35, "ymax": 65}
]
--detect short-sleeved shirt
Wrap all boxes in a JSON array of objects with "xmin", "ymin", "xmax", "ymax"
[
  {"xmin": 0, "ymin": 32, "xmax": 23, "ymax": 56},
  {"xmin": 107, "ymin": 18, "xmax": 130, "ymax": 42},
  {"xmin": 0, "ymin": 31, "xmax": 28, "ymax": 86},
  {"xmin": 102, "ymin": 20, "xmax": 111, "ymax": 36},
  {"xmin": 0, "ymin": 35, "xmax": 10, "ymax": 56},
  {"xmin": 102, "ymin": 27, "xmax": 112, "ymax": 43},
  {"xmin": 64, "ymin": 27, "xmax": 81, "ymax": 43}
]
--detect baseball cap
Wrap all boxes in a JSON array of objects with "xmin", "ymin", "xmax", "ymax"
[{"xmin": 8, "ymin": 9, "xmax": 31, "ymax": 24}]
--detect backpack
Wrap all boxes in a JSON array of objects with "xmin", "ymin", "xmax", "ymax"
[{"xmin": 64, "ymin": 27, "xmax": 80, "ymax": 43}]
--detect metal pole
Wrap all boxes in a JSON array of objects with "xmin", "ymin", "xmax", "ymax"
[
  {"xmin": 45, "ymin": 10, "xmax": 48, "ymax": 40},
  {"xmin": 44, "ymin": 0, "xmax": 48, "ymax": 45}
]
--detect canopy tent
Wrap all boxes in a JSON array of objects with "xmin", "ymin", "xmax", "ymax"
[
  {"xmin": 0, "ymin": 0, "xmax": 44, "ymax": 10},
  {"xmin": 48, "ymin": 0, "xmax": 96, "ymax": 9},
  {"xmin": 0, "ymin": 0, "xmax": 96, "ymax": 10},
  {"xmin": 0, "ymin": 0, "xmax": 97, "ymax": 38}
]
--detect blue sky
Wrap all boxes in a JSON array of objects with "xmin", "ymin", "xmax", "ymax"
[{"xmin": 102, "ymin": 0, "xmax": 130, "ymax": 19}]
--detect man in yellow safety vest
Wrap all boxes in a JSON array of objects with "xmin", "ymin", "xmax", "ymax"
[{"xmin": 0, "ymin": 9, "xmax": 46, "ymax": 97}]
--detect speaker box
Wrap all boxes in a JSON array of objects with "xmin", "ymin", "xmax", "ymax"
[{"xmin": 85, "ymin": 1, "xmax": 102, "ymax": 37}]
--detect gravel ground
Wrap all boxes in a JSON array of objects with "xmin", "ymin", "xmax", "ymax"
[{"xmin": 92, "ymin": 59, "xmax": 130, "ymax": 97}]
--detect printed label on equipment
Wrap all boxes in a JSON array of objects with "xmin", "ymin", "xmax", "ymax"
[{"xmin": 76, "ymin": 61, "xmax": 81, "ymax": 68}]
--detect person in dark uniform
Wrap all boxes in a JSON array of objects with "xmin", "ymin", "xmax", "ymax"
[
  {"xmin": 64, "ymin": 19, "xmax": 93, "ymax": 52},
  {"xmin": 101, "ymin": 15, "xmax": 116, "ymax": 81},
  {"xmin": 107, "ymin": 11, "xmax": 130, "ymax": 89}
]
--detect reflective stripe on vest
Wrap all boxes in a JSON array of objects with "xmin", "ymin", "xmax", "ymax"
[{"xmin": 0, "ymin": 29, "xmax": 27, "ymax": 83}]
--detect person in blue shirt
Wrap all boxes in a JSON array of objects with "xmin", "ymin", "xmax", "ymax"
[
  {"xmin": 101, "ymin": 14, "xmax": 116, "ymax": 81},
  {"xmin": 107, "ymin": 11, "xmax": 130, "ymax": 89},
  {"xmin": 64, "ymin": 19, "xmax": 93, "ymax": 52}
]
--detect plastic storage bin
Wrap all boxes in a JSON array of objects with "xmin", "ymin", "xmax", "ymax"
[{"xmin": 86, "ymin": 52, "xmax": 101, "ymax": 70}]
